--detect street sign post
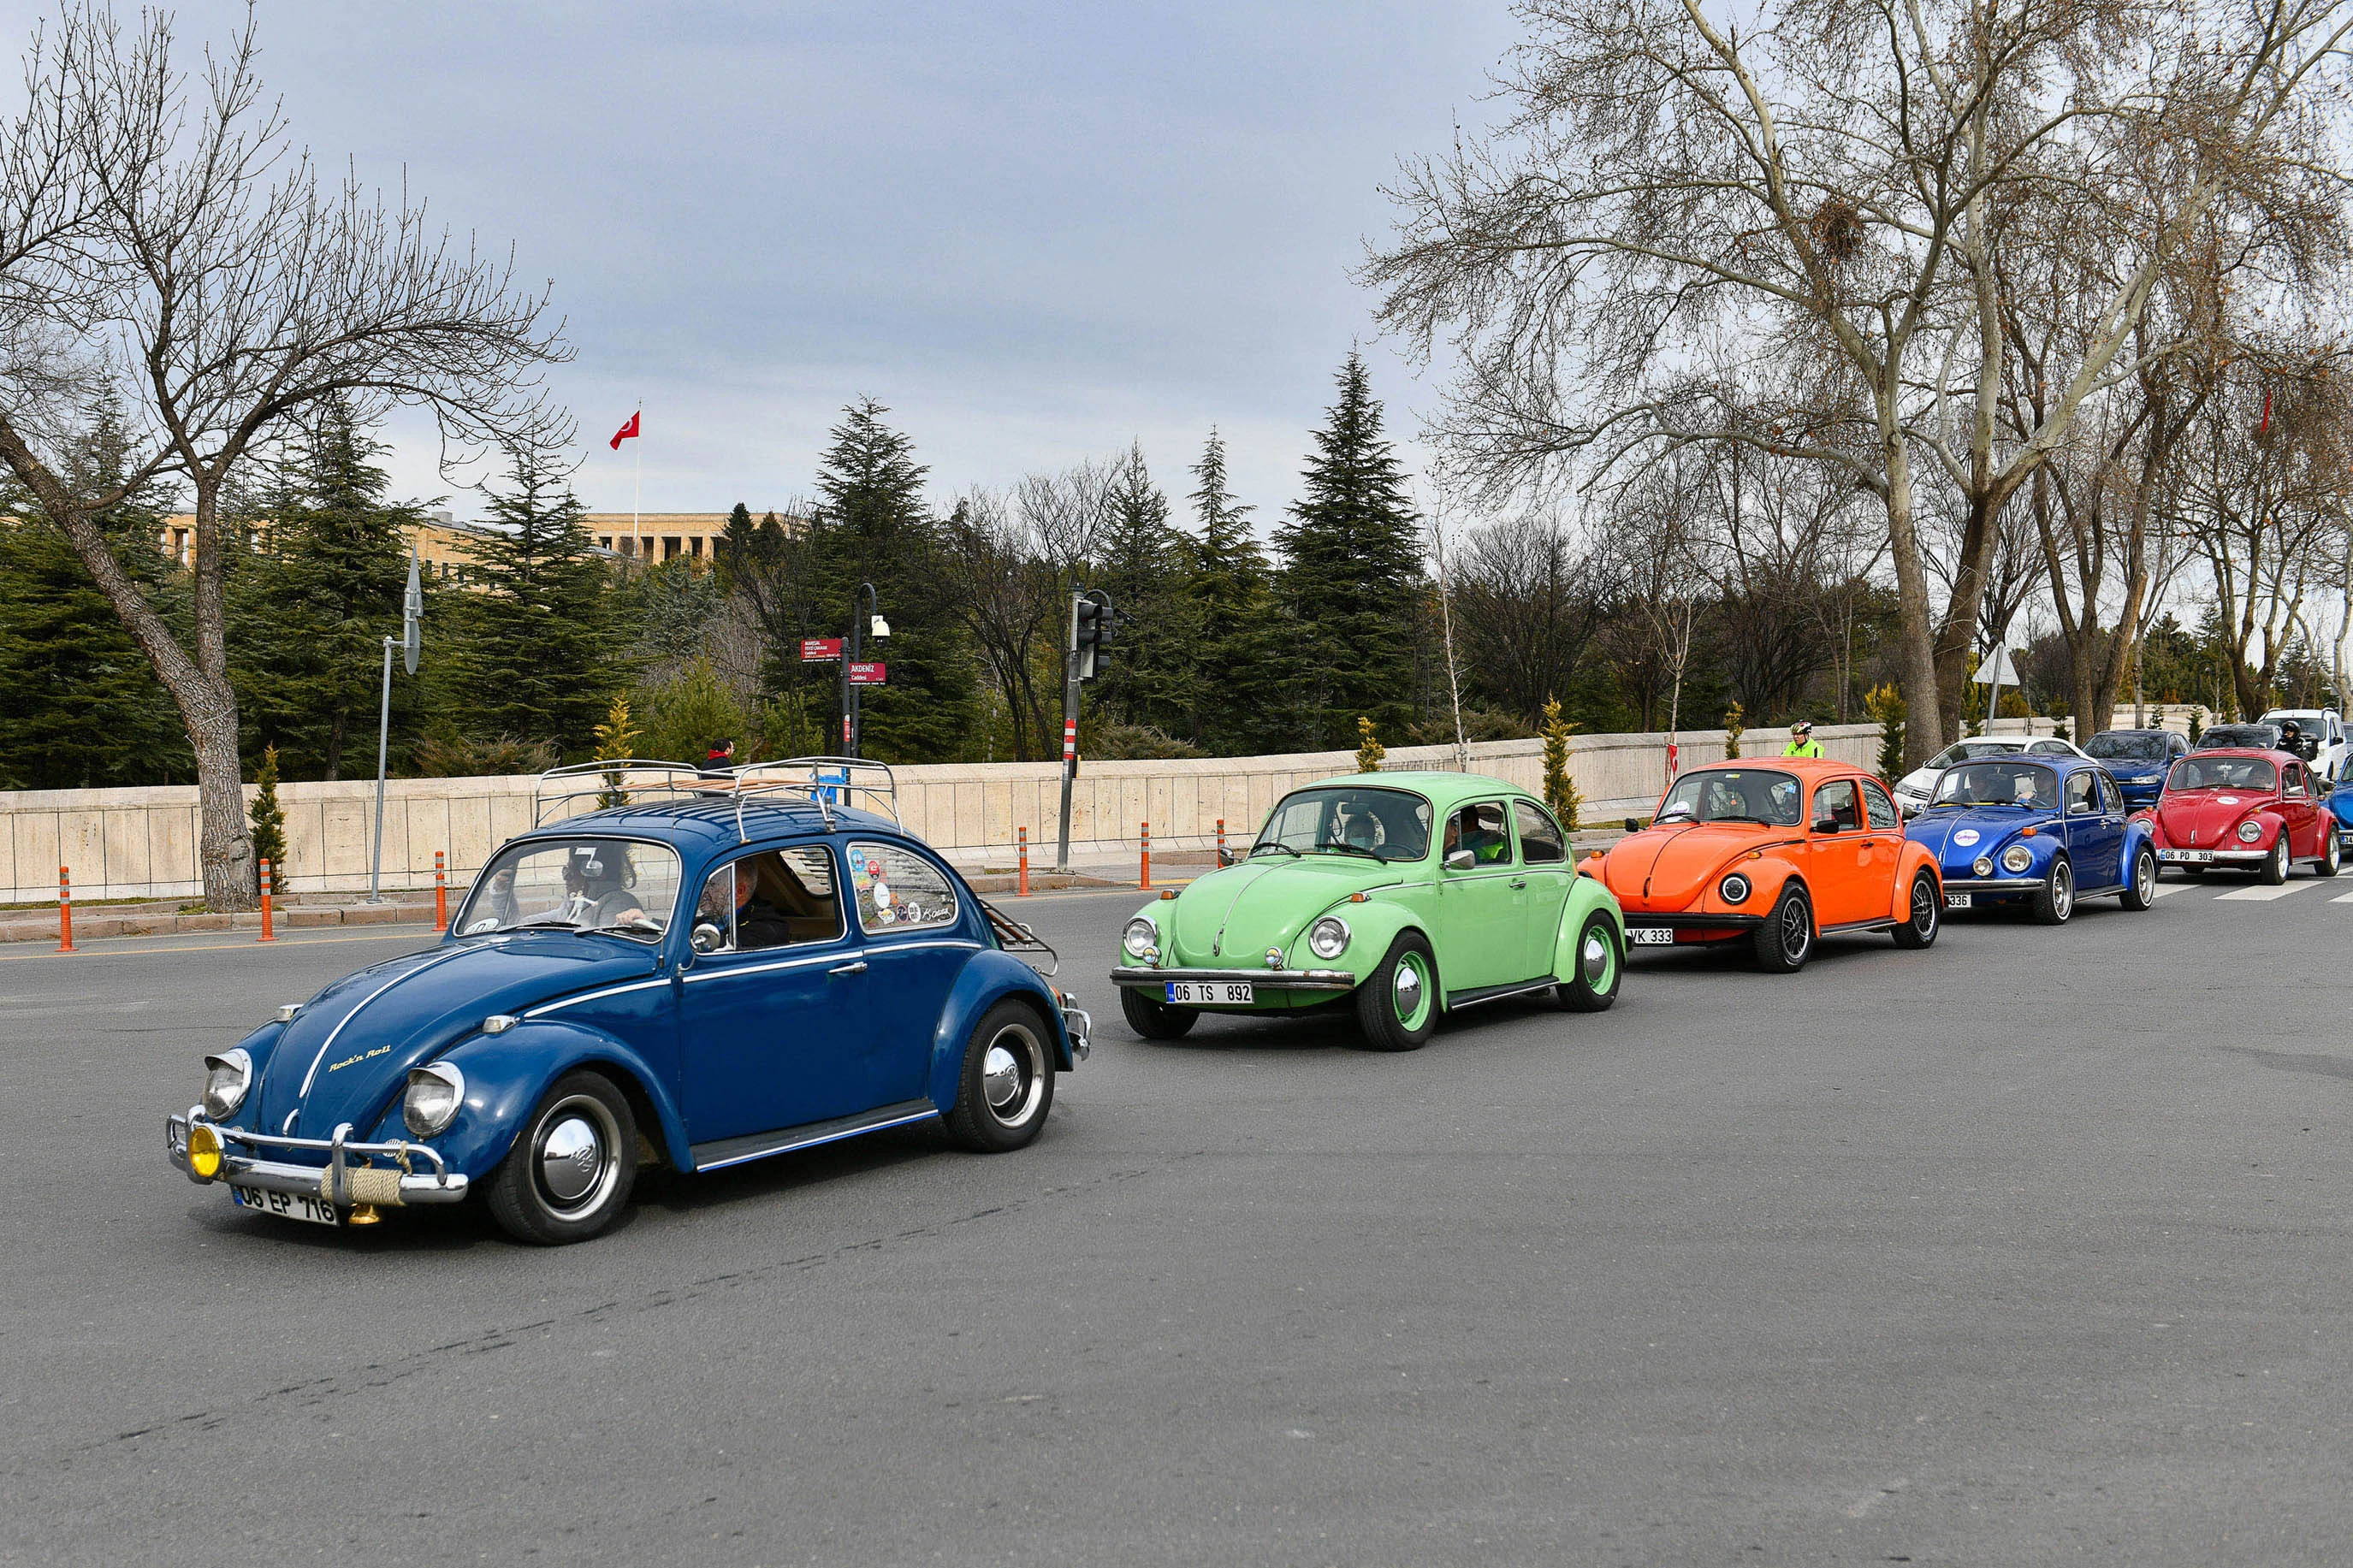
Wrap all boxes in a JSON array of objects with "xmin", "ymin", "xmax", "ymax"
[
  {"xmin": 370, "ymin": 553, "xmax": 425, "ymax": 903},
  {"xmin": 800, "ymin": 638, "xmax": 843, "ymax": 661},
  {"xmin": 847, "ymin": 661, "xmax": 886, "ymax": 686}
]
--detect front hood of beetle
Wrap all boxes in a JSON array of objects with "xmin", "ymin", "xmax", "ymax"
[
  {"xmin": 253, "ymin": 935, "xmax": 660, "ymax": 1140},
  {"xmin": 1911, "ymin": 808, "xmax": 2054, "ymax": 871},
  {"xmin": 1164, "ymin": 855, "xmax": 1395, "ymax": 964},
  {"xmin": 1604, "ymin": 823, "xmax": 1780, "ymax": 909},
  {"xmin": 2154, "ymin": 793, "xmax": 2271, "ymax": 849}
]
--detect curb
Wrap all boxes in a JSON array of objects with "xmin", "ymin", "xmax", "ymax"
[{"xmin": 0, "ymin": 901, "xmax": 439, "ymax": 945}]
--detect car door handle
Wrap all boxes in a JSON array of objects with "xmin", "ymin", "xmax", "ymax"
[
  {"xmin": 827, "ymin": 961, "xmax": 868, "ymax": 976},
  {"xmin": 1510, "ymin": 878, "xmax": 1527, "ymax": 889}
]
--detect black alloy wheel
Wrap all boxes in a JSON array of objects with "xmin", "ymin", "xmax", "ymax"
[
  {"xmin": 1751, "ymin": 885, "xmax": 1814, "ymax": 973},
  {"xmin": 1893, "ymin": 872, "xmax": 1940, "ymax": 949}
]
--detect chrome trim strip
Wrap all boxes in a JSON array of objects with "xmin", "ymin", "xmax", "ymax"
[
  {"xmin": 1107, "ymin": 965, "xmax": 1356, "ymax": 992},
  {"xmin": 526, "ymin": 975, "xmax": 675, "ymax": 1015},
  {"xmin": 1443, "ymin": 977, "xmax": 1558, "ymax": 1011},
  {"xmin": 677, "ymin": 950, "xmax": 852, "ymax": 985},
  {"xmin": 296, "ymin": 945, "xmax": 477, "ymax": 1097},
  {"xmin": 690, "ymin": 1103, "xmax": 940, "ymax": 1172}
]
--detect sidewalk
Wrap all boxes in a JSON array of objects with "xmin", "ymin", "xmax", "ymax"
[{"xmin": 0, "ymin": 893, "xmax": 442, "ymax": 945}]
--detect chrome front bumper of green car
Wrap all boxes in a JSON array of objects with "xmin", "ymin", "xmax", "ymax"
[{"xmin": 1107, "ymin": 965, "xmax": 1357, "ymax": 993}]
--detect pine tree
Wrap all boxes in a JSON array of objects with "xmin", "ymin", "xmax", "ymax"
[
  {"xmin": 1355, "ymin": 716, "xmax": 1385, "ymax": 772},
  {"xmin": 0, "ymin": 409, "xmax": 193, "ymax": 790},
  {"xmin": 1272, "ymin": 353, "xmax": 1425, "ymax": 748},
  {"xmin": 808, "ymin": 399, "xmax": 975, "ymax": 760},
  {"xmin": 1722, "ymin": 700, "xmax": 1745, "ymax": 760},
  {"xmin": 248, "ymin": 744, "xmax": 287, "ymax": 890},
  {"xmin": 448, "ymin": 447, "xmax": 621, "ymax": 757},
  {"xmin": 1093, "ymin": 441, "xmax": 1199, "ymax": 738},
  {"xmin": 1182, "ymin": 429, "xmax": 1286, "ymax": 752},
  {"xmin": 228, "ymin": 403, "xmax": 424, "ymax": 779}
]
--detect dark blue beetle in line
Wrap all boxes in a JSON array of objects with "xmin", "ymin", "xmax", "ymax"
[
  {"xmin": 167, "ymin": 760, "xmax": 1089, "ymax": 1244},
  {"xmin": 1903, "ymin": 752, "xmax": 2159, "ymax": 924}
]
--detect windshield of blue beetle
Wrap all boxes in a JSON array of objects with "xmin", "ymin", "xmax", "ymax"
[
  {"xmin": 1929, "ymin": 760, "xmax": 2061, "ymax": 808},
  {"xmin": 1254, "ymin": 787, "xmax": 1433, "ymax": 860},
  {"xmin": 2086, "ymin": 732, "xmax": 2170, "ymax": 762},
  {"xmin": 455, "ymin": 839, "xmax": 683, "ymax": 940},
  {"xmin": 1656, "ymin": 769, "xmax": 1803, "ymax": 826},
  {"xmin": 2166, "ymin": 756, "xmax": 2278, "ymax": 792}
]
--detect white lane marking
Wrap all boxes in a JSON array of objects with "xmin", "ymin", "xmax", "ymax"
[
  {"xmin": 2331, "ymin": 889, "xmax": 2353, "ymax": 903},
  {"xmin": 2150, "ymin": 883, "xmax": 2186, "ymax": 897},
  {"xmin": 2215, "ymin": 882, "xmax": 2311, "ymax": 902}
]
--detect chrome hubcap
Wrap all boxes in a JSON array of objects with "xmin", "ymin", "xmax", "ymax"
[
  {"xmin": 1580, "ymin": 932, "xmax": 1609, "ymax": 985},
  {"xmin": 535, "ymin": 1106, "xmax": 608, "ymax": 1208},
  {"xmin": 981, "ymin": 1025, "xmax": 1044, "ymax": 1126},
  {"xmin": 2054, "ymin": 865, "xmax": 2073, "ymax": 916},
  {"xmin": 2139, "ymin": 855, "xmax": 2155, "ymax": 898},
  {"xmin": 1394, "ymin": 960, "xmax": 1424, "ymax": 1018}
]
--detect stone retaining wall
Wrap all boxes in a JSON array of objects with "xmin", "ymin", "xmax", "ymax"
[{"xmin": 0, "ymin": 722, "xmax": 1886, "ymax": 903}]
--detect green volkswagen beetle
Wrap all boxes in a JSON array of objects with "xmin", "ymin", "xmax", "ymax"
[{"xmin": 1108, "ymin": 772, "xmax": 1626, "ymax": 1050}]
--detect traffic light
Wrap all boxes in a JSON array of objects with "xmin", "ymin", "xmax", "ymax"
[{"xmin": 1074, "ymin": 594, "xmax": 1116, "ymax": 680}]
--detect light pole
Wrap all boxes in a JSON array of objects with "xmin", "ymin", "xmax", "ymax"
[
  {"xmin": 842, "ymin": 583, "xmax": 889, "ymax": 756},
  {"xmin": 367, "ymin": 553, "xmax": 424, "ymax": 903}
]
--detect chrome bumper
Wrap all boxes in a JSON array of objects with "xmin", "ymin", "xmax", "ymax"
[
  {"xmin": 1938, "ymin": 877, "xmax": 2042, "ymax": 893},
  {"xmin": 1061, "ymin": 1003, "xmax": 1093, "ymax": 1061},
  {"xmin": 1108, "ymin": 965, "xmax": 1357, "ymax": 993},
  {"xmin": 166, "ymin": 1110, "xmax": 469, "ymax": 1206},
  {"xmin": 2155, "ymin": 848, "xmax": 2267, "ymax": 863}
]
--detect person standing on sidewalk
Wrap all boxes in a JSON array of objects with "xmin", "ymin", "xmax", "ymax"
[
  {"xmin": 1783, "ymin": 721, "xmax": 1823, "ymax": 758},
  {"xmin": 701, "ymin": 739, "xmax": 736, "ymax": 778}
]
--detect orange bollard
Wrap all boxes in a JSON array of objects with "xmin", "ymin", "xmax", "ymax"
[
  {"xmin": 56, "ymin": 866, "xmax": 74, "ymax": 953},
  {"xmin": 1017, "ymin": 826, "xmax": 1030, "ymax": 897},
  {"xmin": 1141, "ymin": 820, "xmax": 1151, "ymax": 891},
  {"xmin": 258, "ymin": 859, "xmax": 276, "ymax": 943},
  {"xmin": 1216, "ymin": 817, "xmax": 1226, "ymax": 862},
  {"xmin": 434, "ymin": 850, "xmax": 448, "ymax": 932}
]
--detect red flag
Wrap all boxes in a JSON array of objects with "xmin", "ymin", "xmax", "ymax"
[
  {"xmin": 609, "ymin": 411, "xmax": 640, "ymax": 450},
  {"xmin": 2258, "ymin": 389, "xmax": 2272, "ymax": 435}
]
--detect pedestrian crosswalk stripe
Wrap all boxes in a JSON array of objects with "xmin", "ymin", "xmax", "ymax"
[
  {"xmin": 2332, "ymin": 889, "xmax": 2353, "ymax": 904},
  {"xmin": 2215, "ymin": 881, "xmax": 2311, "ymax": 902},
  {"xmin": 2149, "ymin": 883, "xmax": 2185, "ymax": 897}
]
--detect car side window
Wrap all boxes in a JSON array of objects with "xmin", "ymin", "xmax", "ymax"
[
  {"xmin": 2284, "ymin": 764, "xmax": 2309, "ymax": 799},
  {"xmin": 1444, "ymin": 802, "xmax": 1514, "ymax": 867},
  {"xmin": 2064, "ymin": 772, "xmax": 2095, "ymax": 814},
  {"xmin": 846, "ymin": 841, "xmax": 958, "ymax": 934},
  {"xmin": 2028, "ymin": 740, "xmax": 2067, "ymax": 755},
  {"xmin": 1812, "ymin": 779, "xmax": 1860, "ymax": 831},
  {"xmin": 690, "ymin": 845, "xmax": 843, "ymax": 955},
  {"xmin": 1860, "ymin": 780, "xmax": 1900, "ymax": 830},
  {"xmin": 2096, "ymin": 772, "xmax": 2122, "ymax": 814},
  {"xmin": 1512, "ymin": 801, "xmax": 1566, "ymax": 863}
]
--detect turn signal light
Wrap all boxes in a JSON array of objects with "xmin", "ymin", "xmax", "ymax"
[{"xmin": 187, "ymin": 1122, "xmax": 224, "ymax": 1180}]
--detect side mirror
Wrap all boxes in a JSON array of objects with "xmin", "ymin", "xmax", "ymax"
[
  {"xmin": 1445, "ymin": 849, "xmax": 1477, "ymax": 871},
  {"xmin": 1811, "ymin": 817, "xmax": 1840, "ymax": 834},
  {"xmin": 1623, "ymin": 816, "xmax": 1639, "ymax": 832},
  {"xmin": 1218, "ymin": 847, "xmax": 1238, "ymax": 867},
  {"xmin": 690, "ymin": 922, "xmax": 725, "ymax": 955}
]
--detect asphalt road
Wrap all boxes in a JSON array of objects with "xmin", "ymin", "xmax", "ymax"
[{"xmin": 4, "ymin": 870, "xmax": 2351, "ymax": 1566}]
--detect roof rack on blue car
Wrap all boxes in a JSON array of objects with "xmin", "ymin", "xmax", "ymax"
[
  {"xmin": 531, "ymin": 760, "xmax": 718, "ymax": 826},
  {"xmin": 727, "ymin": 756, "xmax": 899, "ymax": 842}
]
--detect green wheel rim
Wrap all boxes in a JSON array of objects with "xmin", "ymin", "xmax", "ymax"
[
  {"xmin": 1392, "ymin": 950, "xmax": 1433, "ymax": 1031},
  {"xmin": 1578, "ymin": 920, "xmax": 1616, "ymax": 995}
]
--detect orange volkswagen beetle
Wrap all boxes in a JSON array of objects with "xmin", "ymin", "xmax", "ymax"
[{"xmin": 1592, "ymin": 758, "xmax": 1944, "ymax": 973}]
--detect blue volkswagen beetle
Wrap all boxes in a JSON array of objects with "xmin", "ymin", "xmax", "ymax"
[
  {"xmin": 165, "ymin": 761, "xmax": 1090, "ymax": 1244},
  {"xmin": 2329, "ymin": 772, "xmax": 2353, "ymax": 855},
  {"xmin": 1904, "ymin": 753, "xmax": 2158, "ymax": 922}
]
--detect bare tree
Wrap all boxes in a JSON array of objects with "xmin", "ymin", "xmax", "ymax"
[
  {"xmin": 1450, "ymin": 510, "xmax": 1607, "ymax": 726},
  {"xmin": 1366, "ymin": 0, "xmax": 2353, "ymax": 766},
  {"xmin": 0, "ymin": 5, "xmax": 568, "ymax": 908}
]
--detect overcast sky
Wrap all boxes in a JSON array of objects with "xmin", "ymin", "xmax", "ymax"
[{"xmin": 0, "ymin": 2, "xmax": 1522, "ymax": 529}]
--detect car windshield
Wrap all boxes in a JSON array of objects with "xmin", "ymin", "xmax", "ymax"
[
  {"xmin": 1929, "ymin": 741, "xmax": 2022, "ymax": 767},
  {"xmin": 1654, "ymin": 769, "xmax": 1804, "ymax": 826},
  {"xmin": 454, "ymin": 838, "xmax": 684, "ymax": 941},
  {"xmin": 2196, "ymin": 725, "xmax": 2279, "ymax": 751},
  {"xmin": 1929, "ymin": 760, "xmax": 2061, "ymax": 808},
  {"xmin": 2085, "ymin": 732, "xmax": 2171, "ymax": 762},
  {"xmin": 2167, "ymin": 756, "xmax": 2277, "ymax": 792},
  {"xmin": 1254, "ymin": 786, "xmax": 1432, "ymax": 861}
]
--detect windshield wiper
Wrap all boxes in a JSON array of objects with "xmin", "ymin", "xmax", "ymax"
[
  {"xmin": 507, "ymin": 914, "xmax": 584, "ymax": 931},
  {"xmin": 1703, "ymin": 814, "xmax": 1769, "ymax": 825},
  {"xmin": 1313, "ymin": 842, "xmax": 1384, "ymax": 861},
  {"xmin": 1249, "ymin": 842, "xmax": 1302, "ymax": 859}
]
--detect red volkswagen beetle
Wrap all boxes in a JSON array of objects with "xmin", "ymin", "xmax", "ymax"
[{"xmin": 2144, "ymin": 747, "xmax": 2343, "ymax": 883}]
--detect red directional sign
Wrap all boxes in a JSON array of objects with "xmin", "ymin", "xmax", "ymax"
[
  {"xmin": 800, "ymin": 638, "xmax": 843, "ymax": 661},
  {"xmin": 847, "ymin": 661, "xmax": 887, "ymax": 686}
]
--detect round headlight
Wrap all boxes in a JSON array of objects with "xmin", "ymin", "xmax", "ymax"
[
  {"xmin": 1307, "ymin": 915, "xmax": 1351, "ymax": 960},
  {"xmin": 201, "ymin": 1048, "xmax": 252, "ymax": 1119},
  {"xmin": 2238, "ymin": 820, "xmax": 2263, "ymax": 843},
  {"xmin": 2000, "ymin": 843, "xmax": 2034, "ymax": 874},
  {"xmin": 1972, "ymin": 856, "xmax": 1994, "ymax": 879},
  {"xmin": 1718, "ymin": 873, "xmax": 1751, "ymax": 904},
  {"xmin": 186, "ymin": 1121, "xmax": 223, "ymax": 1180},
  {"xmin": 403, "ymin": 1062, "xmax": 466, "ymax": 1139},
  {"xmin": 1123, "ymin": 916, "xmax": 1159, "ymax": 959}
]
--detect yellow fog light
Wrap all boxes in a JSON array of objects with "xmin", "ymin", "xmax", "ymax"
[{"xmin": 187, "ymin": 1122, "xmax": 224, "ymax": 1180}]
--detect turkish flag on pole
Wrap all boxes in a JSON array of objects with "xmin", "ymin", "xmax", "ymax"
[{"xmin": 608, "ymin": 411, "xmax": 640, "ymax": 450}]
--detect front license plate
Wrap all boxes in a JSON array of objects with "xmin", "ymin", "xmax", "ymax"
[
  {"xmin": 1944, "ymin": 893, "xmax": 1972, "ymax": 909},
  {"xmin": 2157, "ymin": 849, "xmax": 2214, "ymax": 863},
  {"xmin": 1627, "ymin": 927, "xmax": 1675, "ymax": 946},
  {"xmin": 229, "ymin": 1183, "xmax": 341, "ymax": 1227},
  {"xmin": 1168, "ymin": 980, "xmax": 1253, "ymax": 1005}
]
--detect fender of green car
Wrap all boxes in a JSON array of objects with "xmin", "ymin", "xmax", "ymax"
[{"xmin": 1548, "ymin": 871, "xmax": 1627, "ymax": 985}]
